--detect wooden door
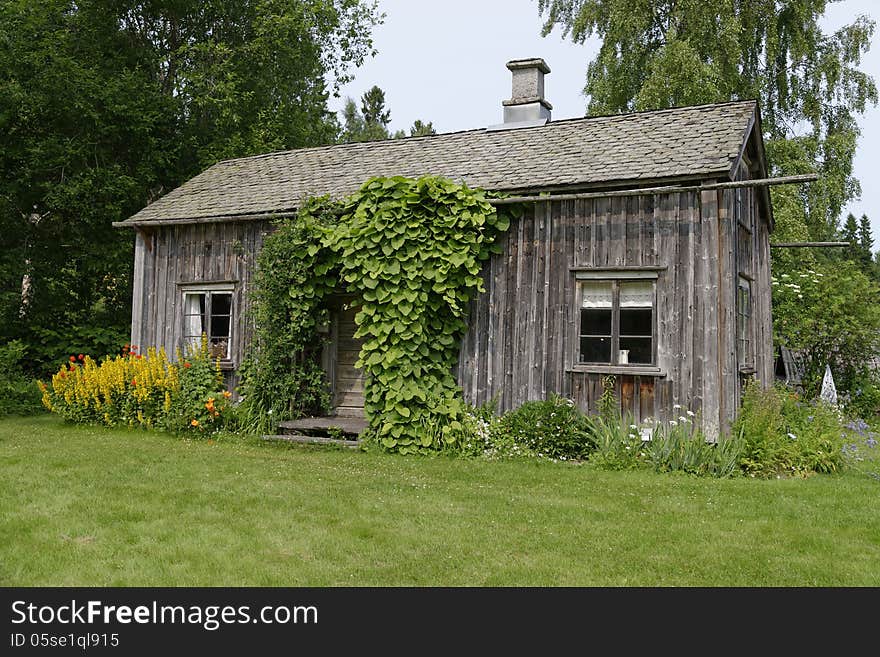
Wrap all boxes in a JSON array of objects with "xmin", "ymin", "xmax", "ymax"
[{"xmin": 333, "ymin": 304, "xmax": 365, "ymax": 417}]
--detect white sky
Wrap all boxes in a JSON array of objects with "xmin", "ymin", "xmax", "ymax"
[{"xmin": 328, "ymin": 0, "xmax": 880, "ymax": 245}]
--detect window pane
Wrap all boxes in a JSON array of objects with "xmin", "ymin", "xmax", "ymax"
[
  {"xmin": 619, "ymin": 281, "xmax": 653, "ymax": 308},
  {"xmin": 620, "ymin": 308, "xmax": 652, "ymax": 336},
  {"xmin": 581, "ymin": 281, "xmax": 613, "ymax": 308},
  {"xmin": 212, "ymin": 293, "xmax": 232, "ymax": 317},
  {"xmin": 580, "ymin": 337, "xmax": 611, "ymax": 363},
  {"xmin": 211, "ymin": 315, "xmax": 230, "ymax": 340},
  {"xmin": 620, "ymin": 337, "xmax": 652, "ymax": 364},
  {"xmin": 581, "ymin": 309, "xmax": 612, "ymax": 335},
  {"xmin": 183, "ymin": 293, "xmax": 206, "ymax": 340}
]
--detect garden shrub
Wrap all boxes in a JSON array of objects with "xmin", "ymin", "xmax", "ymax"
[
  {"xmin": 490, "ymin": 395, "xmax": 594, "ymax": 460},
  {"xmin": 840, "ymin": 368, "xmax": 880, "ymax": 422},
  {"xmin": 39, "ymin": 337, "xmax": 231, "ymax": 435},
  {"xmin": 731, "ymin": 380, "xmax": 848, "ymax": 477},
  {"xmin": 0, "ymin": 340, "xmax": 44, "ymax": 417}
]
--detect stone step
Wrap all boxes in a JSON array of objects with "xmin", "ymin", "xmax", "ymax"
[{"xmin": 262, "ymin": 434, "xmax": 362, "ymax": 449}]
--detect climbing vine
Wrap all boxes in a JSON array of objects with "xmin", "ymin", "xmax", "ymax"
[
  {"xmin": 240, "ymin": 175, "xmax": 519, "ymax": 452},
  {"xmin": 236, "ymin": 197, "xmax": 341, "ymax": 432}
]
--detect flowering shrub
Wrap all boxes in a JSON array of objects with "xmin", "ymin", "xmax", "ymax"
[
  {"xmin": 487, "ymin": 395, "xmax": 594, "ymax": 461},
  {"xmin": 38, "ymin": 337, "xmax": 231, "ymax": 435}
]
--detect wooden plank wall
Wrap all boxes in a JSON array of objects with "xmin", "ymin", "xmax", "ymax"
[
  {"xmin": 458, "ymin": 187, "xmax": 756, "ymax": 438},
  {"xmin": 129, "ymin": 221, "xmax": 268, "ymax": 392}
]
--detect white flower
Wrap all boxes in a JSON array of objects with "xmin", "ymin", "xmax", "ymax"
[
  {"xmin": 629, "ymin": 424, "xmax": 638, "ymax": 429},
  {"xmin": 686, "ymin": 410, "xmax": 695, "ymax": 417},
  {"xmin": 679, "ymin": 416, "xmax": 689, "ymax": 423},
  {"xmin": 787, "ymin": 432, "xmax": 797, "ymax": 440},
  {"xmin": 673, "ymin": 404, "xmax": 682, "ymax": 410},
  {"xmin": 669, "ymin": 420, "xmax": 678, "ymax": 426}
]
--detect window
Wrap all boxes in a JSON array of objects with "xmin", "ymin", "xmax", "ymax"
[
  {"xmin": 182, "ymin": 287, "xmax": 233, "ymax": 360},
  {"xmin": 737, "ymin": 277, "xmax": 752, "ymax": 369},
  {"xmin": 578, "ymin": 277, "xmax": 655, "ymax": 366}
]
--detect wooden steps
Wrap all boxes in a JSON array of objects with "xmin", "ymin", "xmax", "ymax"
[{"xmin": 262, "ymin": 414, "xmax": 368, "ymax": 449}]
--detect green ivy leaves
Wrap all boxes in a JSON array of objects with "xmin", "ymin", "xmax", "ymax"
[
  {"xmin": 244, "ymin": 176, "xmax": 518, "ymax": 453},
  {"xmin": 330, "ymin": 176, "xmax": 515, "ymax": 453}
]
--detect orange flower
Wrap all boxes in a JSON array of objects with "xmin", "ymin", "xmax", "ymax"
[
  {"xmin": 183, "ymin": 362, "xmax": 191, "ymax": 369},
  {"xmin": 191, "ymin": 419, "xmax": 199, "ymax": 427},
  {"xmin": 131, "ymin": 379, "xmax": 137, "ymax": 386},
  {"xmin": 222, "ymin": 390, "xmax": 232, "ymax": 399},
  {"xmin": 69, "ymin": 356, "xmax": 76, "ymax": 362}
]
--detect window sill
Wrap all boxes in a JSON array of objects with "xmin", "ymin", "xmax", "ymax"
[
  {"xmin": 568, "ymin": 365, "xmax": 666, "ymax": 377},
  {"xmin": 218, "ymin": 360, "xmax": 236, "ymax": 371}
]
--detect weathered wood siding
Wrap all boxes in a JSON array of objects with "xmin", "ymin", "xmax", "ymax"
[
  {"xmin": 458, "ymin": 182, "xmax": 774, "ymax": 438},
  {"xmin": 129, "ymin": 221, "xmax": 268, "ymax": 391}
]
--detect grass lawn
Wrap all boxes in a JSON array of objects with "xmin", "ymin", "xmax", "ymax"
[{"xmin": 1, "ymin": 415, "xmax": 878, "ymax": 586}]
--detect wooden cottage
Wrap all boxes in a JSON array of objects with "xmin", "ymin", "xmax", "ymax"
[{"xmin": 114, "ymin": 58, "xmax": 779, "ymax": 438}]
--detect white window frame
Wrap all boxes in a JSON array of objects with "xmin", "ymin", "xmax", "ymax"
[
  {"xmin": 180, "ymin": 282, "xmax": 235, "ymax": 363},
  {"xmin": 574, "ymin": 270, "xmax": 658, "ymax": 368}
]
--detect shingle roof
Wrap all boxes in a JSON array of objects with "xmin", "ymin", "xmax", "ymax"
[{"xmin": 117, "ymin": 100, "xmax": 757, "ymax": 226}]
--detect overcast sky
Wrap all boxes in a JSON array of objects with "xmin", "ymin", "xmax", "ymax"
[{"xmin": 328, "ymin": 0, "xmax": 880, "ymax": 244}]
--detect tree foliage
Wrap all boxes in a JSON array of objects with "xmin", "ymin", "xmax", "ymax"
[
  {"xmin": 339, "ymin": 85, "xmax": 435, "ymax": 142},
  {"xmin": 0, "ymin": 0, "xmax": 381, "ymax": 374},
  {"xmin": 537, "ymin": 0, "xmax": 877, "ymax": 242},
  {"xmin": 772, "ymin": 260, "xmax": 880, "ymax": 400}
]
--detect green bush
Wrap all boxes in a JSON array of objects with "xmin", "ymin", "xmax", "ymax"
[
  {"xmin": 841, "ymin": 369, "xmax": 880, "ymax": 422},
  {"xmin": 490, "ymin": 395, "xmax": 594, "ymax": 461},
  {"xmin": 0, "ymin": 340, "xmax": 44, "ymax": 417},
  {"xmin": 731, "ymin": 381, "xmax": 848, "ymax": 477}
]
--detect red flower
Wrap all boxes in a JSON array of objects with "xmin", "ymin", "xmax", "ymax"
[
  {"xmin": 131, "ymin": 379, "xmax": 137, "ymax": 386},
  {"xmin": 135, "ymin": 354, "xmax": 142, "ymax": 359},
  {"xmin": 130, "ymin": 345, "xmax": 138, "ymax": 352},
  {"xmin": 183, "ymin": 362, "xmax": 191, "ymax": 369},
  {"xmin": 77, "ymin": 354, "xmax": 84, "ymax": 361},
  {"xmin": 69, "ymin": 356, "xmax": 76, "ymax": 362}
]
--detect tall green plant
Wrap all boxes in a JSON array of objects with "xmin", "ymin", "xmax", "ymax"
[{"xmin": 332, "ymin": 176, "xmax": 515, "ymax": 453}]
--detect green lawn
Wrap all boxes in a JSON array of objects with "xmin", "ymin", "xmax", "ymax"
[{"xmin": 1, "ymin": 415, "xmax": 878, "ymax": 586}]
